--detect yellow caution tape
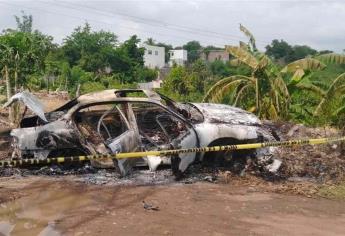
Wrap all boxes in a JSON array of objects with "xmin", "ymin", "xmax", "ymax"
[{"xmin": 0, "ymin": 136, "xmax": 344, "ymax": 168}]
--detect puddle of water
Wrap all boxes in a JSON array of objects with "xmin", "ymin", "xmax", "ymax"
[{"xmin": 0, "ymin": 181, "xmax": 95, "ymax": 236}]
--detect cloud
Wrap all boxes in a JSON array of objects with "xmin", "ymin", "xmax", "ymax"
[{"xmin": 0, "ymin": 0, "xmax": 344, "ymax": 52}]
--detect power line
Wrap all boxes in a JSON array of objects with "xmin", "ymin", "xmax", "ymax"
[
  {"xmin": 40, "ymin": 0, "xmax": 244, "ymax": 45},
  {"xmin": 0, "ymin": 1, "xmax": 230, "ymax": 47},
  {"xmin": 48, "ymin": 0, "xmax": 270, "ymax": 46},
  {"xmin": 50, "ymin": 0, "xmax": 254, "ymax": 42}
]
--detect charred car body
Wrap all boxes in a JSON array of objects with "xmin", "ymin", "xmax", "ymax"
[{"xmin": 3, "ymin": 89, "xmax": 281, "ymax": 177}]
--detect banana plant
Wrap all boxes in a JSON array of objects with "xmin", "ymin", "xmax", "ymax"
[
  {"xmin": 203, "ymin": 25, "xmax": 289, "ymax": 120},
  {"xmin": 203, "ymin": 24, "xmax": 340, "ymax": 121}
]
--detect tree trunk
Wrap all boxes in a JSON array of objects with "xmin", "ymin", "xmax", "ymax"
[
  {"xmin": 4, "ymin": 65, "xmax": 13, "ymax": 124},
  {"xmin": 47, "ymin": 75, "xmax": 50, "ymax": 93},
  {"xmin": 255, "ymin": 77, "xmax": 260, "ymax": 116},
  {"xmin": 64, "ymin": 75, "xmax": 68, "ymax": 91},
  {"xmin": 14, "ymin": 69, "xmax": 18, "ymax": 92},
  {"xmin": 76, "ymin": 83, "xmax": 81, "ymax": 97},
  {"xmin": 13, "ymin": 69, "xmax": 20, "ymax": 125}
]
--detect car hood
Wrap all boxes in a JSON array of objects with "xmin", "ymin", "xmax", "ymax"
[
  {"xmin": 2, "ymin": 91, "xmax": 47, "ymax": 122},
  {"xmin": 192, "ymin": 103, "xmax": 261, "ymax": 125}
]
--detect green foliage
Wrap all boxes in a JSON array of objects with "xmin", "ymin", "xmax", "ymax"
[
  {"xmin": 14, "ymin": 11, "xmax": 33, "ymax": 33},
  {"xmin": 62, "ymin": 23, "xmax": 118, "ymax": 72},
  {"xmin": 266, "ymin": 39, "xmax": 318, "ymax": 64},
  {"xmin": 265, "ymin": 39, "xmax": 293, "ymax": 63},
  {"xmin": 0, "ymin": 20, "xmax": 55, "ymax": 91},
  {"xmin": 205, "ymin": 25, "xmax": 333, "ymax": 121},
  {"xmin": 136, "ymin": 67, "xmax": 158, "ymax": 82},
  {"xmin": 2, "ymin": 13, "xmax": 345, "ymax": 129},
  {"xmin": 161, "ymin": 60, "xmax": 211, "ymax": 101},
  {"xmin": 291, "ymin": 45, "xmax": 317, "ymax": 61},
  {"xmin": 318, "ymin": 183, "xmax": 345, "ymax": 200},
  {"xmin": 209, "ymin": 60, "xmax": 231, "ymax": 77},
  {"xmin": 80, "ymin": 81, "xmax": 106, "ymax": 94},
  {"xmin": 183, "ymin": 41, "xmax": 202, "ymax": 64}
]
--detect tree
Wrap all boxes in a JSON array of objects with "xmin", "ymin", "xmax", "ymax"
[
  {"xmin": 209, "ymin": 60, "xmax": 231, "ymax": 77},
  {"xmin": 265, "ymin": 39, "xmax": 293, "ymax": 63},
  {"xmin": 318, "ymin": 50, "xmax": 333, "ymax": 55},
  {"xmin": 14, "ymin": 11, "xmax": 32, "ymax": 33},
  {"xmin": 183, "ymin": 41, "xmax": 202, "ymax": 64},
  {"xmin": 0, "ymin": 44, "xmax": 14, "ymax": 122},
  {"xmin": 0, "ymin": 13, "xmax": 55, "ymax": 124},
  {"xmin": 62, "ymin": 23, "xmax": 118, "ymax": 72},
  {"xmin": 161, "ymin": 60, "xmax": 211, "ymax": 101},
  {"xmin": 266, "ymin": 40, "xmax": 318, "ymax": 64},
  {"xmin": 117, "ymin": 35, "xmax": 144, "ymax": 67},
  {"xmin": 291, "ymin": 45, "xmax": 317, "ymax": 61},
  {"xmin": 144, "ymin": 37, "xmax": 155, "ymax": 45}
]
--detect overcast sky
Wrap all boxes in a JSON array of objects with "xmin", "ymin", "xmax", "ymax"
[{"xmin": 0, "ymin": 0, "xmax": 344, "ymax": 52}]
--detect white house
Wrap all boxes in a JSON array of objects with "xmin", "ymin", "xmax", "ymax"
[
  {"xmin": 138, "ymin": 79, "xmax": 163, "ymax": 89},
  {"xmin": 168, "ymin": 49, "xmax": 188, "ymax": 66},
  {"xmin": 143, "ymin": 44, "xmax": 165, "ymax": 69}
]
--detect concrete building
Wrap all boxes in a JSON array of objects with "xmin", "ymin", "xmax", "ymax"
[
  {"xmin": 138, "ymin": 79, "xmax": 163, "ymax": 89},
  {"xmin": 143, "ymin": 44, "xmax": 165, "ymax": 69},
  {"xmin": 168, "ymin": 49, "xmax": 188, "ymax": 66},
  {"xmin": 201, "ymin": 50, "xmax": 229, "ymax": 63}
]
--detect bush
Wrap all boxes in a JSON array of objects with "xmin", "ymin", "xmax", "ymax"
[{"xmin": 80, "ymin": 81, "xmax": 106, "ymax": 94}]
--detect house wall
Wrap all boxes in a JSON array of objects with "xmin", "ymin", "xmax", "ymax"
[
  {"xmin": 201, "ymin": 50, "xmax": 229, "ymax": 63},
  {"xmin": 169, "ymin": 49, "xmax": 188, "ymax": 66},
  {"xmin": 138, "ymin": 79, "xmax": 163, "ymax": 89},
  {"xmin": 143, "ymin": 44, "xmax": 165, "ymax": 69}
]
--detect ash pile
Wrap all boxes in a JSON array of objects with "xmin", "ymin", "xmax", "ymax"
[
  {"xmin": 2, "ymin": 122, "xmax": 345, "ymax": 186},
  {"xmin": 268, "ymin": 122, "xmax": 345, "ymax": 183}
]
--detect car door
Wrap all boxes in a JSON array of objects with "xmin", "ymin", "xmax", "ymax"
[
  {"xmin": 75, "ymin": 103, "xmax": 140, "ymax": 176},
  {"xmin": 128, "ymin": 102, "xmax": 199, "ymax": 175}
]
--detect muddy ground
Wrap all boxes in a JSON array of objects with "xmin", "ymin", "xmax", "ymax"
[
  {"xmin": 0, "ymin": 176, "xmax": 345, "ymax": 236},
  {"xmin": 1, "ymin": 92, "xmax": 345, "ymax": 235}
]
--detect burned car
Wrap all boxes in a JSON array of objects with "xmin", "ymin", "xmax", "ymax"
[{"xmin": 2, "ymin": 89, "xmax": 281, "ymax": 177}]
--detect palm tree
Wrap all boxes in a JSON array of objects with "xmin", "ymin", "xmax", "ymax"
[{"xmin": 144, "ymin": 38, "xmax": 155, "ymax": 46}]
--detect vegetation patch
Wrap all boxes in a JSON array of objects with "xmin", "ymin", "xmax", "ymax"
[{"xmin": 318, "ymin": 183, "xmax": 345, "ymax": 200}]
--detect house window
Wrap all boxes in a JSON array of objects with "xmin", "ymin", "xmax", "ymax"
[
  {"xmin": 155, "ymin": 51, "xmax": 158, "ymax": 55},
  {"xmin": 148, "ymin": 50, "xmax": 152, "ymax": 55}
]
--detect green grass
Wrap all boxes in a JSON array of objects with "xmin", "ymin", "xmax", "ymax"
[{"xmin": 318, "ymin": 182, "xmax": 345, "ymax": 200}]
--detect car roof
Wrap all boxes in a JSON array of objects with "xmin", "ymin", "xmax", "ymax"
[{"xmin": 77, "ymin": 89, "xmax": 162, "ymax": 104}]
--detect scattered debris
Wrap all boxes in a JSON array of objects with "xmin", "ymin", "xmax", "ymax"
[
  {"xmin": 142, "ymin": 201, "xmax": 160, "ymax": 211},
  {"xmin": 270, "ymin": 122, "xmax": 345, "ymax": 183},
  {"xmin": 203, "ymin": 175, "xmax": 217, "ymax": 182}
]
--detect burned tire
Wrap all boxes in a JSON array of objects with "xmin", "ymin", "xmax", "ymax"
[{"xmin": 202, "ymin": 138, "xmax": 255, "ymax": 174}]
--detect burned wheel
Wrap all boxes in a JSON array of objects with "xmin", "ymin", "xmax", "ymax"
[{"xmin": 202, "ymin": 138, "xmax": 255, "ymax": 174}]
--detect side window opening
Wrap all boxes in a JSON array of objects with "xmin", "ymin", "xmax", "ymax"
[
  {"xmin": 131, "ymin": 102, "xmax": 189, "ymax": 150},
  {"xmin": 74, "ymin": 104, "xmax": 128, "ymax": 147}
]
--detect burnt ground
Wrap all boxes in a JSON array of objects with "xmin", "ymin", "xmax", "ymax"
[{"xmin": 1, "ymin": 92, "xmax": 345, "ymax": 235}]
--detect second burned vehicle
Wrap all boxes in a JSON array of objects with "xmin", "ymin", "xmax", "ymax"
[{"xmin": 3, "ymin": 89, "xmax": 281, "ymax": 177}]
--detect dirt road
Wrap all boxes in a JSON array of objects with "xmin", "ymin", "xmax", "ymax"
[{"xmin": 0, "ymin": 176, "xmax": 344, "ymax": 236}]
